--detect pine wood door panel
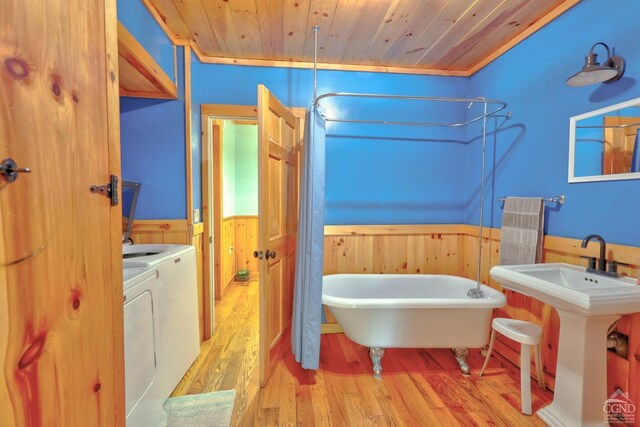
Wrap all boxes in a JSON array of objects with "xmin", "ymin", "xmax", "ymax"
[
  {"xmin": 0, "ymin": 0, "xmax": 123, "ymax": 425},
  {"xmin": 258, "ymin": 85, "xmax": 299, "ymax": 386}
]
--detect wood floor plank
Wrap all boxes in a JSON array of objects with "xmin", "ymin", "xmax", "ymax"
[
  {"xmin": 173, "ymin": 280, "xmax": 553, "ymax": 426},
  {"xmin": 309, "ymin": 372, "xmax": 332, "ymax": 426}
]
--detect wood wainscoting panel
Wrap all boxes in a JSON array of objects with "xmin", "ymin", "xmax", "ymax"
[
  {"xmin": 322, "ymin": 224, "xmax": 640, "ymax": 399},
  {"xmin": 323, "ymin": 225, "xmax": 463, "ymax": 276},
  {"xmin": 219, "ymin": 216, "xmax": 259, "ymax": 293},
  {"xmin": 130, "ymin": 219, "xmax": 190, "ymax": 244},
  {"xmin": 221, "ymin": 217, "xmax": 236, "ymax": 292},
  {"xmin": 234, "ymin": 216, "xmax": 259, "ymax": 274}
]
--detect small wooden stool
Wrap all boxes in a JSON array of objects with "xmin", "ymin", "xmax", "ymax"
[{"xmin": 480, "ymin": 318, "xmax": 546, "ymax": 415}]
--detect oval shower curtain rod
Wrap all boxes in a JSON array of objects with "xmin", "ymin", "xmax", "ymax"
[
  {"xmin": 312, "ymin": 92, "xmax": 509, "ymax": 128},
  {"xmin": 308, "ymin": 28, "xmax": 506, "ymax": 299}
]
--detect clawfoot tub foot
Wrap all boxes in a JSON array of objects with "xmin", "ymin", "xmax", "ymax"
[
  {"xmin": 369, "ymin": 347, "xmax": 385, "ymax": 379},
  {"xmin": 452, "ymin": 347, "xmax": 470, "ymax": 375}
]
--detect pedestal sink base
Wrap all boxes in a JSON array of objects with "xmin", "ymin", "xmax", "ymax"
[{"xmin": 536, "ymin": 311, "xmax": 619, "ymax": 427}]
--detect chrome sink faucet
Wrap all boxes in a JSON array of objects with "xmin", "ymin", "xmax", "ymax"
[{"xmin": 580, "ymin": 234, "xmax": 627, "ymax": 277}]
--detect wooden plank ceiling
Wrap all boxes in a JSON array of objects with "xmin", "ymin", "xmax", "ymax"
[{"xmin": 147, "ymin": 0, "xmax": 575, "ymax": 74}]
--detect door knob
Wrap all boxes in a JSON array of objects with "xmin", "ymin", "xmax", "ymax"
[
  {"xmin": 265, "ymin": 250, "xmax": 277, "ymax": 260},
  {"xmin": 253, "ymin": 250, "xmax": 264, "ymax": 260},
  {"xmin": 1, "ymin": 158, "xmax": 31, "ymax": 183}
]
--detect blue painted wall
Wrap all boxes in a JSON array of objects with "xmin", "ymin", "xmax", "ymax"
[
  {"xmin": 191, "ymin": 57, "xmax": 469, "ymax": 224},
  {"xmin": 120, "ymin": 0, "xmax": 640, "ymax": 244},
  {"xmin": 120, "ymin": 47, "xmax": 187, "ymax": 219},
  {"xmin": 466, "ymin": 0, "xmax": 640, "ymax": 246},
  {"xmin": 117, "ymin": 0, "xmax": 175, "ymax": 82}
]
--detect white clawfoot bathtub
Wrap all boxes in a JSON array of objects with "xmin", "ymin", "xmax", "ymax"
[{"xmin": 322, "ymin": 274, "xmax": 506, "ymax": 378}]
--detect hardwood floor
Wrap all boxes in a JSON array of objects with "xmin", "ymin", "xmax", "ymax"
[{"xmin": 173, "ymin": 280, "xmax": 553, "ymax": 426}]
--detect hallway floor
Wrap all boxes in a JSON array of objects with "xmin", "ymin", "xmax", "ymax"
[{"xmin": 173, "ymin": 280, "xmax": 553, "ymax": 426}]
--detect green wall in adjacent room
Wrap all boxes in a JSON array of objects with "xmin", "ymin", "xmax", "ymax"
[
  {"xmin": 222, "ymin": 121, "xmax": 258, "ymax": 218},
  {"xmin": 222, "ymin": 121, "xmax": 236, "ymax": 218},
  {"xmin": 234, "ymin": 124, "xmax": 258, "ymax": 216}
]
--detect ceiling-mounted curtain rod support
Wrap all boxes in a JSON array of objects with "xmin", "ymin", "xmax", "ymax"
[{"xmin": 313, "ymin": 26, "xmax": 319, "ymax": 104}]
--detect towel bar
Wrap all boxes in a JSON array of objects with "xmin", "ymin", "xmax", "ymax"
[{"xmin": 497, "ymin": 195, "xmax": 565, "ymax": 205}]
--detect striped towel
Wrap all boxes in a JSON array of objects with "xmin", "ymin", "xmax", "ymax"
[{"xmin": 499, "ymin": 197, "xmax": 545, "ymax": 265}]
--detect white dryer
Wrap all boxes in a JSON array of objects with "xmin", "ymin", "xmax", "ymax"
[
  {"xmin": 123, "ymin": 244, "xmax": 200, "ymax": 399},
  {"xmin": 123, "ymin": 267, "xmax": 164, "ymax": 427}
]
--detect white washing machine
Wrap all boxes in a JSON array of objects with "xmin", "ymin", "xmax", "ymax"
[
  {"xmin": 123, "ymin": 267, "xmax": 164, "ymax": 427},
  {"xmin": 123, "ymin": 244, "xmax": 200, "ymax": 402}
]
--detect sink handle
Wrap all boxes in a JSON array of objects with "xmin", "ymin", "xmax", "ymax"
[
  {"xmin": 608, "ymin": 260, "xmax": 630, "ymax": 276},
  {"xmin": 579, "ymin": 255, "xmax": 597, "ymax": 270}
]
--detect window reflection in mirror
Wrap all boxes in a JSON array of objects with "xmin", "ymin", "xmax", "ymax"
[{"xmin": 569, "ymin": 98, "xmax": 640, "ymax": 183}]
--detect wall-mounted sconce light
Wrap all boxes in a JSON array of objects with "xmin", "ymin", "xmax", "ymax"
[{"xmin": 566, "ymin": 42, "xmax": 625, "ymax": 87}]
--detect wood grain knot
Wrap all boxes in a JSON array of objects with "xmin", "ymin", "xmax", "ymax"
[
  {"xmin": 52, "ymin": 82, "xmax": 61, "ymax": 97},
  {"xmin": 18, "ymin": 335, "xmax": 46, "ymax": 370},
  {"xmin": 71, "ymin": 289, "xmax": 82, "ymax": 310},
  {"xmin": 634, "ymin": 353, "xmax": 640, "ymax": 362},
  {"xmin": 4, "ymin": 57, "xmax": 30, "ymax": 79},
  {"xmin": 72, "ymin": 92, "xmax": 79, "ymax": 103},
  {"xmin": 94, "ymin": 382, "xmax": 101, "ymax": 393},
  {"xmin": 110, "ymin": 71, "xmax": 116, "ymax": 82}
]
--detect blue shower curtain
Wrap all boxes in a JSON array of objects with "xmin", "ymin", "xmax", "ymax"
[{"xmin": 291, "ymin": 106, "xmax": 326, "ymax": 370}]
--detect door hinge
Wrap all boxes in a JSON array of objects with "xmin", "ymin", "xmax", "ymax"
[{"xmin": 90, "ymin": 175, "xmax": 119, "ymax": 206}]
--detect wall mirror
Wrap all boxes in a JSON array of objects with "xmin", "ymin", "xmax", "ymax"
[{"xmin": 569, "ymin": 97, "xmax": 640, "ymax": 183}]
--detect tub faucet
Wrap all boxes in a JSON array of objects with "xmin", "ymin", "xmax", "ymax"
[{"xmin": 580, "ymin": 234, "xmax": 607, "ymax": 274}]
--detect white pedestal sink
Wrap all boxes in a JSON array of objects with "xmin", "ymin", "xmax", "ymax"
[{"xmin": 490, "ymin": 263, "xmax": 640, "ymax": 427}]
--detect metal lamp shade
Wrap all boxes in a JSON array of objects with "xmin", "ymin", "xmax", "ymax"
[{"xmin": 566, "ymin": 43, "xmax": 625, "ymax": 87}]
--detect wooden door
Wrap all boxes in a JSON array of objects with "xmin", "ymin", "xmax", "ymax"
[
  {"xmin": 257, "ymin": 85, "xmax": 299, "ymax": 386},
  {"xmin": 0, "ymin": 0, "xmax": 124, "ymax": 425},
  {"xmin": 603, "ymin": 116, "xmax": 640, "ymax": 174}
]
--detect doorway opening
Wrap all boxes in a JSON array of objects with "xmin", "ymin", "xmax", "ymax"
[
  {"xmin": 170, "ymin": 106, "xmax": 262, "ymax": 425},
  {"xmin": 217, "ymin": 118, "xmax": 260, "ymax": 299},
  {"xmin": 173, "ymin": 95, "xmax": 303, "ymax": 424}
]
